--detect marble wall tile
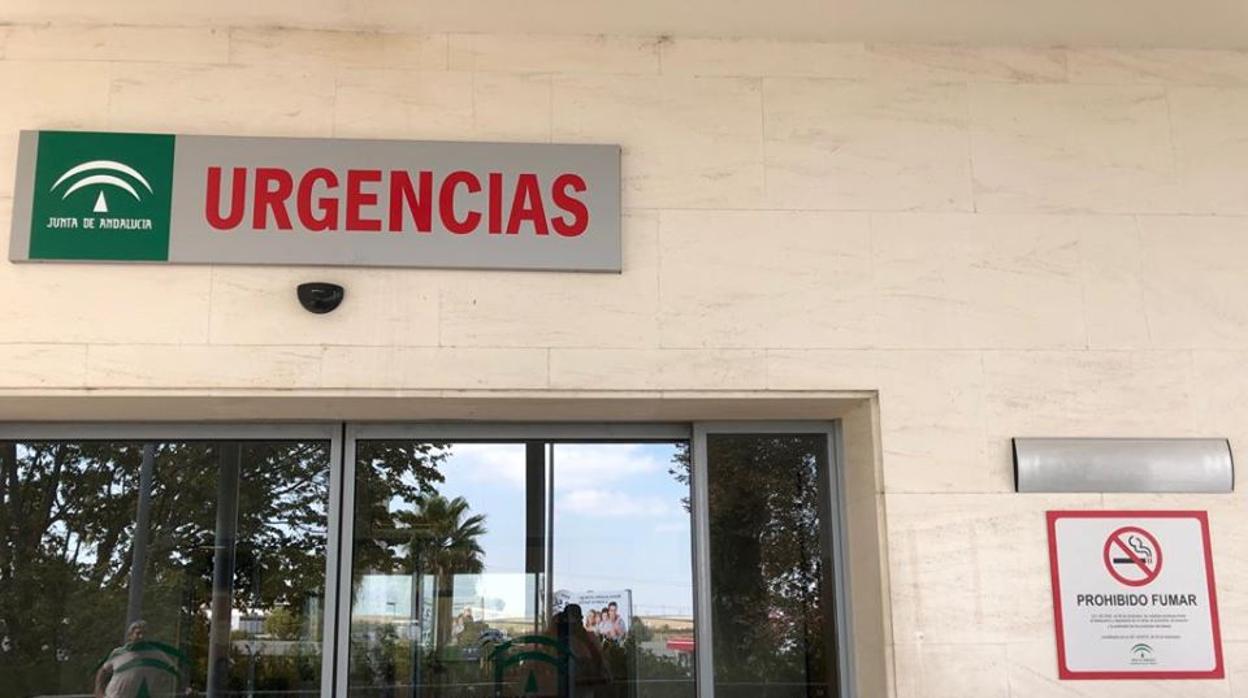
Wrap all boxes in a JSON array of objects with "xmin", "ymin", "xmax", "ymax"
[
  {"xmin": 1079, "ymin": 216, "xmax": 1152, "ymax": 349},
  {"xmin": 334, "ymin": 69, "xmax": 473, "ymax": 140},
  {"xmin": 0, "ymin": 344, "xmax": 87, "ymax": 388},
  {"xmin": 887, "ymin": 492, "xmax": 1100, "ymax": 646},
  {"xmin": 1137, "ymin": 216, "xmax": 1248, "ymax": 349},
  {"xmin": 862, "ymin": 44, "xmax": 1067, "ymax": 83},
  {"xmin": 657, "ymin": 210, "xmax": 873, "ymax": 348},
  {"xmin": 660, "ymin": 40, "xmax": 1067, "ymax": 84},
  {"xmin": 869, "ymin": 213, "xmax": 1088, "ymax": 349},
  {"xmin": 764, "ymin": 79, "xmax": 972, "ymax": 212},
  {"xmin": 1226, "ymin": 641, "xmax": 1248, "ymax": 696},
  {"xmin": 1068, "ymin": 48, "xmax": 1248, "ymax": 86},
  {"xmin": 1170, "ymin": 87, "xmax": 1248, "ymax": 215},
  {"xmin": 5, "ymin": 25, "xmax": 228, "ymax": 64},
  {"xmin": 1005, "ymin": 640, "xmax": 1232, "ymax": 697},
  {"xmin": 208, "ymin": 267, "xmax": 439, "ymax": 347},
  {"xmin": 765, "ymin": 349, "xmax": 880, "ymax": 390},
  {"xmin": 0, "ymin": 264, "xmax": 212, "ymax": 344},
  {"xmin": 320, "ymin": 346, "xmax": 548, "ymax": 389},
  {"xmin": 549, "ymin": 348, "xmax": 767, "ymax": 390},
  {"xmin": 552, "ymin": 74, "xmax": 764, "ymax": 209},
  {"xmin": 969, "ymin": 83, "xmax": 1183, "ymax": 214},
  {"xmin": 87, "ymin": 344, "xmax": 322, "ymax": 388},
  {"xmin": 438, "ymin": 211, "xmax": 658, "ymax": 348},
  {"xmin": 449, "ymin": 33, "xmax": 660, "ymax": 75},
  {"xmin": 981, "ymin": 350, "xmax": 1198, "ymax": 465},
  {"xmin": 660, "ymin": 38, "xmax": 867, "ymax": 78},
  {"xmin": 3, "ymin": 0, "xmax": 348, "ymax": 28},
  {"xmin": 230, "ymin": 28, "xmax": 447, "ymax": 69},
  {"xmin": 875, "ymin": 351, "xmax": 994, "ymax": 492},
  {"xmin": 109, "ymin": 63, "xmax": 335, "ymax": 136},
  {"xmin": 894, "ymin": 642, "xmax": 1010, "ymax": 698},
  {"xmin": 1191, "ymin": 350, "xmax": 1248, "ymax": 461},
  {"xmin": 0, "ymin": 61, "xmax": 112, "ymax": 197},
  {"xmin": 0, "ymin": 197, "xmax": 12, "ymax": 259},
  {"xmin": 472, "ymin": 73, "xmax": 553, "ymax": 141}
]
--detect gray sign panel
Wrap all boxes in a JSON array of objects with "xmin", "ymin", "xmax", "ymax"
[{"xmin": 10, "ymin": 130, "xmax": 621, "ymax": 272}]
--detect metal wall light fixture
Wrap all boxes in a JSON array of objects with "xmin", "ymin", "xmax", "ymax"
[{"xmin": 1014, "ymin": 437, "xmax": 1234, "ymax": 493}]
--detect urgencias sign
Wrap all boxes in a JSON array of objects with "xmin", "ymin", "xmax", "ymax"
[{"xmin": 9, "ymin": 131, "xmax": 621, "ymax": 272}]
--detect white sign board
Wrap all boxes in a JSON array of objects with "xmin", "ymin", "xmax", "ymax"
[{"xmin": 1047, "ymin": 511, "xmax": 1224, "ymax": 680}]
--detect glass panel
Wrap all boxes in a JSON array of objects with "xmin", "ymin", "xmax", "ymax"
[
  {"xmin": 349, "ymin": 440, "xmax": 696, "ymax": 698},
  {"xmin": 349, "ymin": 442, "xmax": 535, "ymax": 697},
  {"xmin": 705, "ymin": 434, "xmax": 840, "ymax": 698},
  {"xmin": 551, "ymin": 442, "xmax": 696, "ymax": 698},
  {"xmin": 0, "ymin": 439, "xmax": 331, "ymax": 698}
]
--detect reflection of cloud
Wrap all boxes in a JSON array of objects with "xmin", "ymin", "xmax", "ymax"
[
  {"xmin": 554, "ymin": 444, "xmax": 670, "ymax": 489},
  {"xmin": 444, "ymin": 444, "xmax": 527, "ymax": 490},
  {"xmin": 559, "ymin": 488, "xmax": 678, "ymax": 519},
  {"xmin": 440, "ymin": 443, "xmax": 678, "ymax": 493}
]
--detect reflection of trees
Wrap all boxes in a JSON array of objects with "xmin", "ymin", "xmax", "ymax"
[
  {"xmin": 672, "ymin": 437, "xmax": 836, "ymax": 697},
  {"xmin": 0, "ymin": 441, "xmax": 330, "ymax": 696},
  {"xmin": 401, "ymin": 494, "xmax": 486, "ymax": 652}
]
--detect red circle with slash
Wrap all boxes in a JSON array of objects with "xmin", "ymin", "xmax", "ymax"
[{"xmin": 1102, "ymin": 526, "xmax": 1163, "ymax": 587}]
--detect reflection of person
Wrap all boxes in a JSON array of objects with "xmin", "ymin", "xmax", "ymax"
[
  {"xmin": 558, "ymin": 604, "xmax": 610, "ymax": 696},
  {"xmin": 94, "ymin": 621, "xmax": 181, "ymax": 698},
  {"xmin": 453, "ymin": 608, "xmax": 473, "ymax": 639}
]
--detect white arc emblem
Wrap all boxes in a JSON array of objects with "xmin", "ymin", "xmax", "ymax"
[{"xmin": 50, "ymin": 160, "xmax": 153, "ymax": 214}]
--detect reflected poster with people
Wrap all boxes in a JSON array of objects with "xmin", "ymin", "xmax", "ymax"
[{"xmin": 554, "ymin": 590, "xmax": 632, "ymax": 643}]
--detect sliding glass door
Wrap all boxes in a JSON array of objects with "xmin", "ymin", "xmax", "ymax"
[
  {"xmin": 339, "ymin": 427, "xmax": 697, "ymax": 698},
  {"xmin": 0, "ymin": 421, "xmax": 852, "ymax": 698}
]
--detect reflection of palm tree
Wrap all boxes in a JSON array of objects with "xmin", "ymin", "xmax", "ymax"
[{"xmin": 398, "ymin": 495, "xmax": 486, "ymax": 649}]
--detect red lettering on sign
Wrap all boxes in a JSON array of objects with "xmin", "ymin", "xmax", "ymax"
[
  {"xmin": 488, "ymin": 172, "xmax": 504, "ymax": 234},
  {"xmin": 205, "ymin": 167, "xmax": 247, "ymax": 230},
  {"xmin": 345, "ymin": 170, "xmax": 383, "ymax": 232},
  {"xmin": 297, "ymin": 168, "xmax": 339, "ymax": 232},
  {"xmin": 507, "ymin": 173, "xmax": 549, "ymax": 235},
  {"xmin": 551, "ymin": 173, "xmax": 589, "ymax": 237},
  {"xmin": 440, "ymin": 171, "xmax": 481, "ymax": 235},
  {"xmin": 389, "ymin": 171, "xmax": 432, "ymax": 233},
  {"xmin": 253, "ymin": 168, "xmax": 294, "ymax": 230},
  {"xmin": 203, "ymin": 166, "xmax": 598, "ymax": 239}
]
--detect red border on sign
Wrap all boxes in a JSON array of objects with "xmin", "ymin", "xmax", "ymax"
[{"xmin": 1046, "ymin": 510, "xmax": 1224, "ymax": 680}]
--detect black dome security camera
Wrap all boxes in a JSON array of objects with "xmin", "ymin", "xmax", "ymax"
[{"xmin": 297, "ymin": 282, "xmax": 345, "ymax": 314}]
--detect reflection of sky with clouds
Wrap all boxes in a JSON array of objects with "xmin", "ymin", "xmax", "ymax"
[{"xmin": 371, "ymin": 442, "xmax": 693, "ymax": 621}]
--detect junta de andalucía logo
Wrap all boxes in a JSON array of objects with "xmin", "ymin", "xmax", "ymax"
[{"xmin": 46, "ymin": 159, "xmax": 155, "ymax": 230}]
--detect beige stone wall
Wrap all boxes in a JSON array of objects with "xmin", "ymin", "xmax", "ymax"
[{"xmin": 2, "ymin": 20, "xmax": 1248, "ymax": 697}]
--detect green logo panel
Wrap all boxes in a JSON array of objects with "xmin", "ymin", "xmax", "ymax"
[{"xmin": 29, "ymin": 131, "xmax": 175, "ymax": 261}]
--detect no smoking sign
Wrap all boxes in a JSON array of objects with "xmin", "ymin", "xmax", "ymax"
[
  {"xmin": 1047, "ymin": 511, "xmax": 1222, "ymax": 680},
  {"xmin": 1102, "ymin": 526, "xmax": 1162, "ymax": 587}
]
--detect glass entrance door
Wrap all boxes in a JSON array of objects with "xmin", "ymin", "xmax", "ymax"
[
  {"xmin": 1, "ymin": 421, "xmax": 852, "ymax": 698},
  {"xmin": 340, "ymin": 428, "xmax": 698, "ymax": 698}
]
